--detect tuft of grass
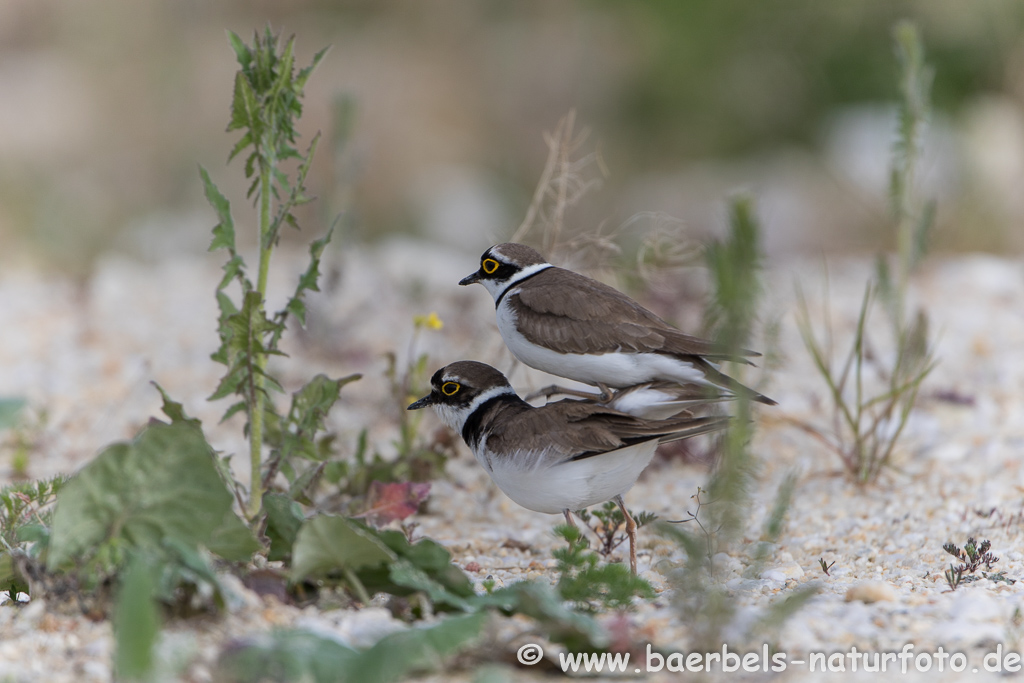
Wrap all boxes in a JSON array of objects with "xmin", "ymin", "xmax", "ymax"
[
  {"xmin": 794, "ymin": 281, "xmax": 935, "ymax": 483},
  {"xmin": 660, "ymin": 195, "xmax": 816, "ymax": 653},
  {"xmin": 792, "ymin": 21, "xmax": 937, "ymax": 485}
]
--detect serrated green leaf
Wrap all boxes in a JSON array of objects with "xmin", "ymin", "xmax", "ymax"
[
  {"xmin": 221, "ymin": 400, "xmax": 248, "ymax": 423},
  {"xmin": 48, "ymin": 423, "xmax": 237, "ymax": 569},
  {"xmin": 201, "ymin": 166, "xmax": 236, "ymax": 254},
  {"xmin": 227, "ymin": 30, "xmax": 251, "ymax": 69},
  {"xmin": 291, "ymin": 515, "xmax": 395, "ymax": 582},
  {"xmin": 209, "ymin": 364, "xmax": 246, "ymax": 402},
  {"xmin": 286, "ymin": 463, "xmax": 324, "ymax": 504},
  {"xmin": 227, "ymin": 131, "xmax": 253, "ymax": 165},
  {"xmin": 152, "ymin": 382, "xmax": 202, "ymax": 430},
  {"xmin": 270, "ymin": 37, "xmax": 295, "ymax": 103},
  {"xmin": 295, "ymin": 46, "xmax": 330, "ymax": 91},
  {"xmin": 230, "ymin": 71, "xmax": 259, "ymax": 135}
]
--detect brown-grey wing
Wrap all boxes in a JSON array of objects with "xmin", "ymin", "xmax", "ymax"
[
  {"xmin": 513, "ymin": 269, "xmax": 754, "ymax": 359},
  {"xmin": 483, "ymin": 402, "xmax": 633, "ymax": 465},
  {"xmin": 484, "ymin": 400, "xmax": 716, "ymax": 467}
]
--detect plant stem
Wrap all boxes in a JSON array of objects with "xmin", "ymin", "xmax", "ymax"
[{"xmin": 247, "ymin": 161, "xmax": 274, "ymax": 520}]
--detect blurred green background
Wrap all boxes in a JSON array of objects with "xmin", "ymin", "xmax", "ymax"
[{"xmin": 2, "ymin": 0, "xmax": 1023, "ymax": 270}]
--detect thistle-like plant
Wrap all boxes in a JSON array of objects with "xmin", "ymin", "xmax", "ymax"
[{"xmin": 201, "ymin": 28, "xmax": 356, "ymax": 521}]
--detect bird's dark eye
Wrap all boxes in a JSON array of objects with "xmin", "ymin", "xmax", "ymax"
[
  {"xmin": 481, "ymin": 258, "xmax": 500, "ymax": 275},
  {"xmin": 441, "ymin": 382, "xmax": 461, "ymax": 396}
]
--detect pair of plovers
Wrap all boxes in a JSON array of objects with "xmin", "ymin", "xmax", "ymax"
[{"xmin": 409, "ymin": 242, "xmax": 775, "ymax": 574}]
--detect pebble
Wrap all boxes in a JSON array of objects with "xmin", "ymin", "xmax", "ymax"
[{"xmin": 845, "ymin": 581, "xmax": 899, "ymax": 604}]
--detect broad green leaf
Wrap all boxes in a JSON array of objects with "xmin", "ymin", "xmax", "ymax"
[
  {"xmin": 291, "ymin": 515, "xmax": 395, "ymax": 582},
  {"xmin": 48, "ymin": 424, "xmax": 237, "ymax": 569},
  {"xmin": 114, "ymin": 553, "xmax": 161, "ymax": 681},
  {"xmin": 207, "ymin": 509, "xmax": 261, "ymax": 562},
  {"xmin": 348, "ymin": 612, "xmax": 485, "ymax": 683},
  {"xmin": 264, "ymin": 493, "xmax": 304, "ymax": 562},
  {"xmin": 216, "ymin": 612, "xmax": 486, "ymax": 683},
  {"xmin": 494, "ymin": 581, "xmax": 607, "ymax": 653},
  {"xmin": 216, "ymin": 629, "xmax": 358, "ymax": 683},
  {"xmin": 356, "ymin": 530, "xmax": 474, "ymax": 605},
  {"xmin": 385, "ymin": 560, "xmax": 474, "ymax": 612}
]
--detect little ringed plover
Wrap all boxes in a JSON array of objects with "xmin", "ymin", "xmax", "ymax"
[
  {"xmin": 459, "ymin": 243, "xmax": 777, "ymax": 406},
  {"xmin": 407, "ymin": 360, "xmax": 730, "ymax": 573}
]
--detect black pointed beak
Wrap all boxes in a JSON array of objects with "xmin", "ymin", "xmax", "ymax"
[
  {"xmin": 407, "ymin": 394, "xmax": 435, "ymax": 410},
  {"xmin": 459, "ymin": 270, "xmax": 482, "ymax": 286}
]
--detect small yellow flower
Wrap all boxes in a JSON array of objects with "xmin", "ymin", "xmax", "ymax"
[{"xmin": 414, "ymin": 311, "xmax": 444, "ymax": 331}]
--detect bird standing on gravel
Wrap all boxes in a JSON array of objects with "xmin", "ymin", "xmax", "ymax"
[{"xmin": 407, "ymin": 360, "xmax": 730, "ymax": 573}]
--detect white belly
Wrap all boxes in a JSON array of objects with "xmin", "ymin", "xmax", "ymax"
[
  {"xmin": 476, "ymin": 440, "xmax": 659, "ymax": 514},
  {"xmin": 497, "ymin": 300, "xmax": 708, "ymax": 388}
]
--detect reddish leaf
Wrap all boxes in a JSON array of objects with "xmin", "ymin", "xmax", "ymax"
[{"xmin": 360, "ymin": 482, "xmax": 430, "ymax": 526}]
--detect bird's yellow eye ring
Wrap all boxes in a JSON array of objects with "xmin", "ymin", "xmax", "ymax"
[
  {"xmin": 482, "ymin": 258, "xmax": 500, "ymax": 275},
  {"xmin": 441, "ymin": 382, "xmax": 460, "ymax": 396}
]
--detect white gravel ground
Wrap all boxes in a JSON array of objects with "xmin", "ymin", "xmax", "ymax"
[{"xmin": 1, "ymin": 241, "xmax": 1023, "ymax": 682}]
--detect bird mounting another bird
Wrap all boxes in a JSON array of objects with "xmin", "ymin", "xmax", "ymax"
[{"xmin": 459, "ymin": 242, "xmax": 776, "ymax": 406}]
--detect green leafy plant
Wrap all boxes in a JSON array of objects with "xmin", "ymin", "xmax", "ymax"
[
  {"xmin": 941, "ymin": 537, "xmax": 1009, "ymax": 591},
  {"xmin": 794, "ymin": 282, "xmax": 935, "ymax": 483},
  {"xmin": 215, "ymin": 612, "xmax": 488, "ymax": 683},
  {"xmin": 200, "ymin": 27, "xmax": 351, "ymax": 521},
  {"xmin": 552, "ymin": 524, "xmax": 655, "ymax": 612},
  {"xmin": 0, "ymin": 476, "xmax": 66, "ymax": 596},
  {"xmin": 47, "ymin": 423, "xmax": 258, "ymax": 573},
  {"xmin": 792, "ymin": 22, "xmax": 937, "ymax": 484},
  {"xmin": 659, "ymin": 194, "xmax": 816, "ymax": 653},
  {"xmin": 574, "ymin": 501, "xmax": 657, "ymax": 560}
]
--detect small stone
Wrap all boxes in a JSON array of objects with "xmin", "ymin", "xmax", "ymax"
[
  {"xmin": 845, "ymin": 581, "xmax": 898, "ymax": 603},
  {"xmin": 464, "ymin": 561, "xmax": 481, "ymax": 572}
]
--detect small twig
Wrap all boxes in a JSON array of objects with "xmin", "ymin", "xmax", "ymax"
[{"xmin": 510, "ymin": 117, "xmax": 566, "ymax": 243}]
